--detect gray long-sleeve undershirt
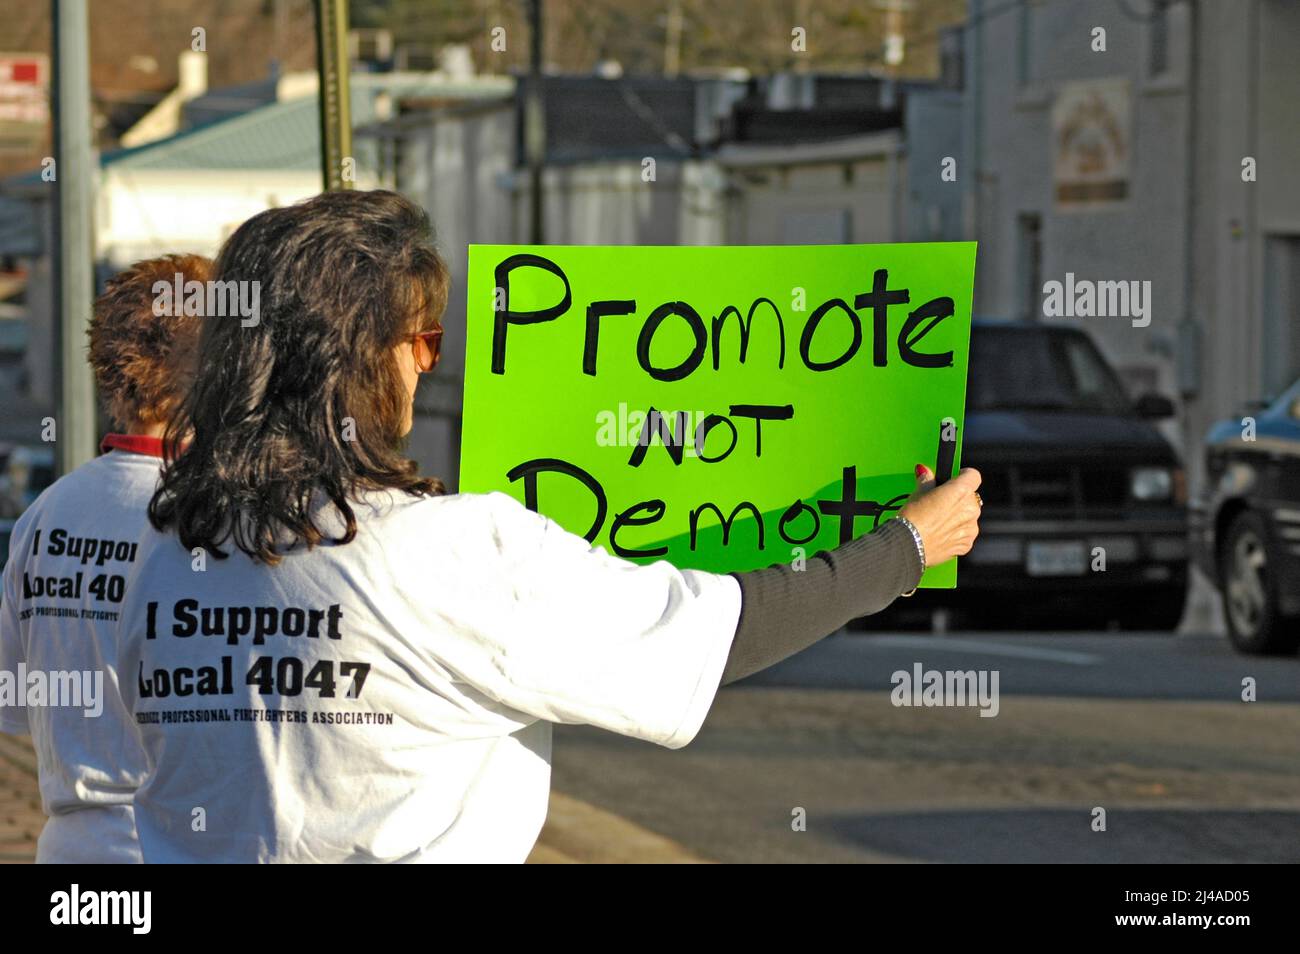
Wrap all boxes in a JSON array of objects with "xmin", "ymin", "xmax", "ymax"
[{"xmin": 720, "ymin": 518, "xmax": 923, "ymax": 686}]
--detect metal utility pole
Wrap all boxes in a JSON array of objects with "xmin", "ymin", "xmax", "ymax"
[
  {"xmin": 315, "ymin": 0, "xmax": 353, "ymax": 191},
  {"xmin": 51, "ymin": 0, "xmax": 96, "ymax": 473},
  {"xmin": 525, "ymin": 0, "xmax": 545, "ymax": 243},
  {"xmin": 874, "ymin": 0, "xmax": 913, "ymax": 75},
  {"xmin": 664, "ymin": 0, "xmax": 684, "ymax": 78},
  {"xmin": 964, "ymin": 0, "xmax": 983, "ymax": 243}
]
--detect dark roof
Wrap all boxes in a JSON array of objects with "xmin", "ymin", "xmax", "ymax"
[
  {"xmin": 514, "ymin": 71, "xmax": 921, "ymax": 161},
  {"xmin": 181, "ymin": 76, "xmax": 282, "ymax": 128},
  {"xmin": 727, "ymin": 106, "xmax": 902, "ymax": 143},
  {"xmin": 522, "ymin": 75, "xmax": 700, "ymax": 164},
  {"xmin": 722, "ymin": 73, "xmax": 924, "ymax": 144}
]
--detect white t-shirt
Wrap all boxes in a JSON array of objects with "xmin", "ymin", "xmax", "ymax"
[
  {"xmin": 0, "ymin": 450, "xmax": 161, "ymax": 864},
  {"xmin": 115, "ymin": 489, "xmax": 741, "ymax": 863}
]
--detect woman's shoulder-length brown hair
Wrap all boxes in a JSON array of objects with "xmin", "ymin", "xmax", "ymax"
[{"xmin": 149, "ymin": 189, "xmax": 450, "ymax": 565}]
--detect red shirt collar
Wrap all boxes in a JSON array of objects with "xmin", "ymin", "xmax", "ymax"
[{"xmin": 100, "ymin": 433, "xmax": 166, "ymax": 458}]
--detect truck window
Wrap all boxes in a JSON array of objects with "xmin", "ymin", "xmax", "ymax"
[{"xmin": 969, "ymin": 328, "xmax": 1132, "ymax": 415}]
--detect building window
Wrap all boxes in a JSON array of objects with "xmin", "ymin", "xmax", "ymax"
[
  {"xmin": 1263, "ymin": 236, "xmax": 1300, "ymax": 398},
  {"xmin": 1017, "ymin": 213, "xmax": 1043, "ymax": 321},
  {"xmin": 1148, "ymin": 0, "xmax": 1170, "ymax": 77},
  {"xmin": 939, "ymin": 25, "xmax": 964, "ymax": 90},
  {"xmin": 1017, "ymin": 2, "xmax": 1032, "ymax": 87}
]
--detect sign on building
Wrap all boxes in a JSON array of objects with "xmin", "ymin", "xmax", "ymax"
[
  {"xmin": 1052, "ymin": 78, "xmax": 1130, "ymax": 208},
  {"xmin": 0, "ymin": 54, "xmax": 49, "ymax": 153}
]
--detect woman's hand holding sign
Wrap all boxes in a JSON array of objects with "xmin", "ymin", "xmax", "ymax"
[
  {"xmin": 717, "ymin": 455, "xmax": 983, "ymax": 686},
  {"xmin": 899, "ymin": 464, "xmax": 983, "ymax": 568}
]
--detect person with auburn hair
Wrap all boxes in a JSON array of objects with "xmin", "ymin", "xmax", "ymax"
[
  {"xmin": 0, "ymin": 253, "xmax": 212, "ymax": 863},
  {"xmin": 120, "ymin": 190, "xmax": 981, "ymax": 863}
]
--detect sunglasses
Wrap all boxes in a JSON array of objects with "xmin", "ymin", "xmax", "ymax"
[{"xmin": 410, "ymin": 327, "xmax": 443, "ymax": 373}]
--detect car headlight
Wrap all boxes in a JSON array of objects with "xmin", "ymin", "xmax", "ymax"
[{"xmin": 1131, "ymin": 467, "xmax": 1173, "ymax": 501}]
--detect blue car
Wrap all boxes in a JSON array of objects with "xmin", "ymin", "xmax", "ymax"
[{"xmin": 1192, "ymin": 378, "xmax": 1300, "ymax": 655}]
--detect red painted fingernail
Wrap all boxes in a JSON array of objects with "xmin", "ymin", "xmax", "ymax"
[{"xmin": 915, "ymin": 464, "xmax": 926, "ymax": 477}]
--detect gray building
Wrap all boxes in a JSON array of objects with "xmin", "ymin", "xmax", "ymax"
[{"xmin": 960, "ymin": 0, "xmax": 1300, "ymax": 494}]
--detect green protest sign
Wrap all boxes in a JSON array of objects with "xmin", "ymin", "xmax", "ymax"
[{"xmin": 460, "ymin": 243, "xmax": 977, "ymax": 588}]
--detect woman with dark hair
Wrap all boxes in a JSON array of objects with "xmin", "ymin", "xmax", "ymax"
[
  {"xmin": 149, "ymin": 190, "xmax": 450, "ymax": 558},
  {"xmin": 119, "ymin": 190, "xmax": 981, "ymax": 863}
]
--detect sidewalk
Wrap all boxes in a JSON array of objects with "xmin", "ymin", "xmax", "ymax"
[
  {"xmin": 0, "ymin": 732, "xmax": 41, "ymax": 863},
  {"xmin": 0, "ymin": 733, "xmax": 706, "ymax": 864}
]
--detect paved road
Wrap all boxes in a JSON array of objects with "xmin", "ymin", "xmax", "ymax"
[
  {"xmin": 745, "ymin": 629, "xmax": 1300, "ymax": 700},
  {"xmin": 551, "ymin": 629, "xmax": 1300, "ymax": 862},
  {"xmin": 5, "ymin": 628, "xmax": 1294, "ymax": 863}
]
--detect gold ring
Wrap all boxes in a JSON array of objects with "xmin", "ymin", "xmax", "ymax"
[{"xmin": 974, "ymin": 491, "xmax": 983, "ymax": 508}]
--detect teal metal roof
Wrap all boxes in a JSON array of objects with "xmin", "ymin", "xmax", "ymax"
[
  {"xmin": 102, "ymin": 73, "xmax": 512, "ymax": 173},
  {"xmin": 104, "ymin": 96, "xmax": 322, "ymax": 171},
  {"xmin": 0, "ymin": 73, "xmax": 515, "ymax": 254}
]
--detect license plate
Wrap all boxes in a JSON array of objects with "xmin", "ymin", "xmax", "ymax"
[{"xmin": 1025, "ymin": 540, "xmax": 1087, "ymax": 576}]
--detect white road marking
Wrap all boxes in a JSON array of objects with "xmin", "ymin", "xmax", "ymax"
[{"xmin": 868, "ymin": 635, "xmax": 1101, "ymax": 665}]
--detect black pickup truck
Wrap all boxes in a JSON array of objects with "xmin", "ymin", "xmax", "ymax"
[{"xmin": 909, "ymin": 320, "xmax": 1189, "ymax": 630}]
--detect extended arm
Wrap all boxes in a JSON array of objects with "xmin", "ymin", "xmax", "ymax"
[{"xmin": 720, "ymin": 518, "xmax": 923, "ymax": 686}]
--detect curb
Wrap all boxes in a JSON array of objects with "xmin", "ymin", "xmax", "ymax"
[
  {"xmin": 528, "ymin": 791, "xmax": 710, "ymax": 864},
  {"xmin": 0, "ymin": 733, "xmax": 42, "ymax": 864}
]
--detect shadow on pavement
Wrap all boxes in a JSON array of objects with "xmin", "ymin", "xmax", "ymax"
[{"xmin": 823, "ymin": 808, "xmax": 1300, "ymax": 863}]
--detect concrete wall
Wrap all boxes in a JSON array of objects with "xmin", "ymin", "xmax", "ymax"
[
  {"xmin": 526, "ymin": 161, "xmax": 686, "ymax": 245},
  {"xmin": 904, "ymin": 88, "xmax": 964, "ymax": 243},
  {"xmin": 96, "ymin": 168, "xmax": 326, "ymax": 267},
  {"xmin": 1182, "ymin": 0, "xmax": 1300, "ymax": 492},
  {"xmin": 964, "ymin": 0, "xmax": 1300, "ymax": 491},
  {"xmin": 965, "ymin": 0, "xmax": 1192, "ymax": 414},
  {"xmin": 13, "ymin": 167, "xmax": 335, "ymax": 421},
  {"xmin": 719, "ymin": 138, "xmax": 901, "ymax": 246},
  {"xmin": 397, "ymin": 104, "xmax": 515, "ymax": 490}
]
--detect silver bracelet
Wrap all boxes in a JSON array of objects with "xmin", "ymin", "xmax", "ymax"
[{"xmin": 894, "ymin": 515, "xmax": 926, "ymax": 597}]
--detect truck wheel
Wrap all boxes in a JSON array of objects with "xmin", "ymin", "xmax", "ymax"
[{"xmin": 1221, "ymin": 511, "xmax": 1300, "ymax": 655}]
